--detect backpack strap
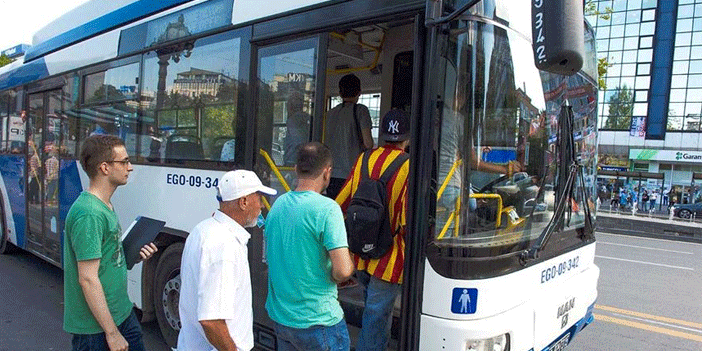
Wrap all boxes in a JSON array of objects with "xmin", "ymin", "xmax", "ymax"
[
  {"xmin": 360, "ymin": 149, "xmax": 372, "ymax": 181},
  {"xmin": 378, "ymin": 152, "xmax": 409, "ymax": 185}
]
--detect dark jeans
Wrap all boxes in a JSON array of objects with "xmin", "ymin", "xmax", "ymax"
[
  {"xmin": 355, "ymin": 270, "xmax": 402, "ymax": 351},
  {"xmin": 71, "ymin": 310, "xmax": 144, "ymax": 351},
  {"xmin": 28, "ymin": 177, "xmax": 40, "ymax": 204},
  {"xmin": 326, "ymin": 177, "xmax": 347, "ymax": 200},
  {"xmin": 274, "ymin": 319, "xmax": 350, "ymax": 351}
]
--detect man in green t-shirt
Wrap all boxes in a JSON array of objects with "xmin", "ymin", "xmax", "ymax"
[
  {"xmin": 265, "ymin": 142, "xmax": 355, "ymax": 350},
  {"xmin": 64, "ymin": 135, "xmax": 157, "ymax": 351}
]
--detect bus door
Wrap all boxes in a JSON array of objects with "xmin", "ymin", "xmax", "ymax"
[
  {"xmin": 252, "ymin": 35, "xmax": 324, "ymax": 338},
  {"xmin": 26, "ymin": 90, "xmax": 62, "ymax": 264},
  {"xmin": 321, "ymin": 18, "xmax": 419, "ymax": 339}
]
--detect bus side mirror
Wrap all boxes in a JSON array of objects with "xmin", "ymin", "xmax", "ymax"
[{"xmin": 531, "ymin": 0, "xmax": 584, "ymax": 76}]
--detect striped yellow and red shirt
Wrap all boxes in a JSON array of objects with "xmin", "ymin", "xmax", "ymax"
[{"xmin": 335, "ymin": 145, "xmax": 409, "ymax": 284}]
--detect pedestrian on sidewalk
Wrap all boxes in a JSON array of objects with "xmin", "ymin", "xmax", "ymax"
[
  {"xmin": 641, "ymin": 190, "xmax": 649, "ymax": 211},
  {"xmin": 619, "ymin": 189, "xmax": 628, "ymax": 210},
  {"xmin": 265, "ymin": 142, "xmax": 354, "ymax": 351},
  {"xmin": 178, "ymin": 170, "xmax": 276, "ymax": 351},
  {"xmin": 650, "ymin": 191, "xmax": 658, "ymax": 211},
  {"xmin": 64, "ymin": 135, "xmax": 158, "ymax": 351},
  {"xmin": 663, "ymin": 188, "xmax": 669, "ymax": 206}
]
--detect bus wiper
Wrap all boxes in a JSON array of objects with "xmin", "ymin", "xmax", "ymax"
[{"xmin": 521, "ymin": 105, "xmax": 593, "ymax": 264}]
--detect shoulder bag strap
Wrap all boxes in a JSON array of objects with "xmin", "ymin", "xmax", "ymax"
[{"xmin": 353, "ymin": 103, "xmax": 364, "ymax": 150}]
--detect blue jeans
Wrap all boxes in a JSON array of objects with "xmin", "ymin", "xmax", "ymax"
[
  {"xmin": 72, "ymin": 310, "xmax": 144, "ymax": 351},
  {"xmin": 274, "ymin": 319, "xmax": 349, "ymax": 351},
  {"xmin": 356, "ymin": 270, "xmax": 402, "ymax": 351}
]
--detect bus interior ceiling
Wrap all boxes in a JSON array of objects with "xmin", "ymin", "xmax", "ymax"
[{"xmin": 324, "ymin": 19, "xmax": 415, "ymax": 144}]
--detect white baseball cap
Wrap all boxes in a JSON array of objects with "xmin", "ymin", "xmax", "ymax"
[{"xmin": 217, "ymin": 170, "xmax": 277, "ymax": 201}]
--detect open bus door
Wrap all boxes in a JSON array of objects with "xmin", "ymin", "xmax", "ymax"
[
  {"xmin": 251, "ymin": 11, "xmax": 427, "ymax": 349},
  {"xmin": 26, "ymin": 89, "xmax": 63, "ymax": 265}
]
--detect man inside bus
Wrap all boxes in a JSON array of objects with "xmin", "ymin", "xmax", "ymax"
[
  {"xmin": 178, "ymin": 170, "xmax": 276, "ymax": 351},
  {"xmin": 324, "ymin": 73, "xmax": 374, "ymax": 199},
  {"xmin": 283, "ymin": 89, "xmax": 311, "ymax": 166},
  {"xmin": 265, "ymin": 142, "xmax": 354, "ymax": 351},
  {"xmin": 63, "ymin": 135, "xmax": 158, "ymax": 351},
  {"xmin": 336, "ymin": 109, "xmax": 411, "ymax": 351}
]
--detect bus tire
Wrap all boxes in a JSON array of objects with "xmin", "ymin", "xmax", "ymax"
[
  {"xmin": 0, "ymin": 193, "xmax": 12, "ymax": 255},
  {"xmin": 153, "ymin": 242, "xmax": 183, "ymax": 348}
]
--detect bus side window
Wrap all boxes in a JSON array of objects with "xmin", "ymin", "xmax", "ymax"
[{"xmin": 141, "ymin": 31, "xmax": 244, "ymax": 165}]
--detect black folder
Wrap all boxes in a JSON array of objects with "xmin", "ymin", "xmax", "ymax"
[{"xmin": 122, "ymin": 216, "xmax": 166, "ymax": 269}]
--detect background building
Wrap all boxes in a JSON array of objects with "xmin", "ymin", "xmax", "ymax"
[{"xmin": 590, "ymin": 0, "xmax": 702, "ymax": 197}]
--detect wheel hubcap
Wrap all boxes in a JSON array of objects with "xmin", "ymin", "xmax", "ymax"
[{"xmin": 161, "ymin": 273, "xmax": 181, "ymax": 331}]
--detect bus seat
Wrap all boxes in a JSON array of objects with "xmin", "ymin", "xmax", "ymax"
[
  {"xmin": 165, "ymin": 135, "xmax": 204, "ymax": 162},
  {"xmin": 210, "ymin": 136, "xmax": 235, "ymax": 161}
]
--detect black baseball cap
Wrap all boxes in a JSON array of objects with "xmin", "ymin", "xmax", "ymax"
[{"xmin": 380, "ymin": 109, "xmax": 410, "ymax": 142}]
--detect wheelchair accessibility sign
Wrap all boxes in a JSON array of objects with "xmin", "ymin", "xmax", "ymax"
[{"xmin": 451, "ymin": 288, "xmax": 478, "ymax": 314}]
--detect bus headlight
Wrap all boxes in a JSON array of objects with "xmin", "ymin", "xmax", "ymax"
[{"xmin": 465, "ymin": 333, "xmax": 509, "ymax": 351}]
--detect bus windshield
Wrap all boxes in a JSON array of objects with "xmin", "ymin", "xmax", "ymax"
[{"xmin": 429, "ymin": 0, "xmax": 597, "ymax": 279}]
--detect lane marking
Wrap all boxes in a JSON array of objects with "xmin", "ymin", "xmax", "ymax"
[
  {"xmin": 597, "ymin": 241, "xmax": 694, "ymax": 255},
  {"xmin": 596, "ymin": 232, "xmax": 702, "ymax": 247},
  {"xmin": 596, "ymin": 305, "xmax": 702, "ymax": 330},
  {"xmin": 595, "ymin": 255, "xmax": 694, "ymax": 271},
  {"xmin": 610, "ymin": 312, "xmax": 702, "ymax": 334},
  {"xmin": 594, "ymin": 314, "xmax": 702, "ymax": 342}
]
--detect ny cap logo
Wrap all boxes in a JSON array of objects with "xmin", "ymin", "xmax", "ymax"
[{"xmin": 388, "ymin": 120, "xmax": 400, "ymax": 134}]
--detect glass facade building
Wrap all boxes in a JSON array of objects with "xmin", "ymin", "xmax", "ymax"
[
  {"xmin": 591, "ymin": 0, "xmax": 702, "ymax": 198},
  {"xmin": 668, "ymin": 0, "xmax": 702, "ymax": 131},
  {"xmin": 587, "ymin": 0, "xmax": 658, "ymax": 131}
]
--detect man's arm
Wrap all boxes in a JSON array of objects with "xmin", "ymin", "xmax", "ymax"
[
  {"xmin": 199, "ymin": 319, "xmax": 238, "ymax": 351},
  {"xmin": 77, "ymin": 259, "xmax": 128, "ymax": 351},
  {"xmin": 329, "ymin": 247, "xmax": 354, "ymax": 283}
]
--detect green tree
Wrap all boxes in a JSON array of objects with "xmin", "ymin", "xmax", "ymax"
[
  {"xmin": 0, "ymin": 54, "xmax": 13, "ymax": 68},
  {"xmin": 597, "ymin": 57, "xmax": 613, "ymax": 90},
  {"xmin": 585, "ymin": 1, "xmax": 613, "ymax": 90},
  {"xmin": 605, "ymin": 85, "xmax": 633, "ymax": 130},
  {"xmin": 584, "ymin": 1, "xmax": 612, "ymax": 20}
]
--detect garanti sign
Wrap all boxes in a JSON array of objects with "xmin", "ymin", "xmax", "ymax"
[{"xmin": 629, "ymin": 149, "xmax": 702, "ymax": 163}]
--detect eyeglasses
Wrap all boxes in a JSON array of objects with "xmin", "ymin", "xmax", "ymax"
[{"xmin": 107, "ymin": 159, "xmax": 131, "ymax": 165}]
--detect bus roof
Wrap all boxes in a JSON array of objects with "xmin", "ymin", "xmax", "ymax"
[
  {"xmin": 1, "ymin": 0, "xmax": 333, "ymax": 91},
  {"xmin": 26, "ymin": 0, "xmax": 193, "ymax": 62},
  {"xmin": 26, "ymin": 0, "xmax": 333, "ymax": 63}
]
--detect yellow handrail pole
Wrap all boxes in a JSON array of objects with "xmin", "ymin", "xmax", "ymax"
[
  {"xmin": 258, "ymin": 149, "xmax": 291, "ymax": 192},
  {"xmin": 262, "ymin": 197, "xmax": 271, "ymax": 211},
  {"xmin": 327, "ymin": 33, "xmax": 385, "ymax": 75},
  {"xmin": 453, "ymin": 196, "xmax": 461, "ymax": 237},
  {"xmin": 437, "ymin": 159, "xmax": 462, "ymax": 200},
  {"xmin": 437, "ymin": 212, "xmax": 455, "ymax": 239},
  {"xmin": 469, "ymin": 194, "xmax": 503, "ymax": 228}
]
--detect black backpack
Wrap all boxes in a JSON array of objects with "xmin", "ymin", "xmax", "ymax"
[{"xmin": 345, "ymin": 150, "xmax": 409, "ymax": 260}]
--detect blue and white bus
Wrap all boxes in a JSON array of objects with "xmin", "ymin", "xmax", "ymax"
[{"xmin": 0, "ymin": 0, "xmax": 599, "ymax": 350}]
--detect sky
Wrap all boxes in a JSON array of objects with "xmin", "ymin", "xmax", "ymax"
[{"xmin": 0, "ymin": 0, "xmax": 91, "ymax": 51}]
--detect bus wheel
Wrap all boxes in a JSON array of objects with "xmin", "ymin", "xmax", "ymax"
[
  {"xmin": 0, "ymin": 197, "xmax": 12, "ymax": 254},
  {"xmin": 154, "ymin": 242, "xmax": 183, "ymax": 348}
]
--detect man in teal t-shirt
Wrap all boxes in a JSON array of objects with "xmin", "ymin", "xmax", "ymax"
[
  {"xmin": 265, "ymin": 142, "xmax": 354, "ymax": 351},
  {"xmin": 63, "ymin": 135, "xmax": 157, "ymax": 351}
]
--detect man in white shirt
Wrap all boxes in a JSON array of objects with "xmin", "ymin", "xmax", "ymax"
[{"xmin": 178, "ymin": 170, "xmax": 276, "ymax": 351}]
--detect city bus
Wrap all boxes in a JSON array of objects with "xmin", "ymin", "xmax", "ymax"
[{"xmin": 0, "ymin": 0, "xmax": 599, "ymax": 350}]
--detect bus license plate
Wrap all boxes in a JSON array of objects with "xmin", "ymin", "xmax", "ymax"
[{"xmin": 549, "ymin": 333, "xmax": 570, "ymax": 351}]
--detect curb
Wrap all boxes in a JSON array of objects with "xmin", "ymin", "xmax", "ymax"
[{"xmin": 596, "ymin": 212, "xmax": 702, "ymax": 243}]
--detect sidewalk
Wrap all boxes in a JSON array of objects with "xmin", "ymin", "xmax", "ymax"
[
  {"xmin": 597, "ymin": 202, "xmax": 686, "ymax": 220},
  {"xmin": 595, "ymin": 204, "xmax": 702, "ymax": 243}
]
